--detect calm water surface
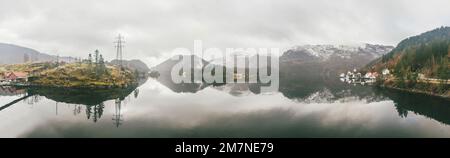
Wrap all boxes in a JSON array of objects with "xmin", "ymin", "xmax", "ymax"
[{"xmin": 0, "ymin": 77, "xmax": 450, "ymax": 138}]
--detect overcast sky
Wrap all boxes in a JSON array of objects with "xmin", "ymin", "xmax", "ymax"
[{"xmin": 1, "ymin": 0, "xmax": 450, "ymax": 66}]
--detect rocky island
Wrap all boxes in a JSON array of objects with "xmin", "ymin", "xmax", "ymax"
[{"xmin": 0, "ymin": 51, "xmax": 138, "ymax": 89}]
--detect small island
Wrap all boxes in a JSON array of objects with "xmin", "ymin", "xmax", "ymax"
[{"xmin": 0, "ymin": 50, "xmax": 138, "ymax": 88}]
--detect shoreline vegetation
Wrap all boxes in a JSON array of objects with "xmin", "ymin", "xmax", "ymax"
[
  {"xmin": 373, "ymin": 73, "xmax": 450, "ymax": 99},
  {"xmin": 377, "ymin": 81, "xmax": 450, "ymax": 99},
  {"xmin": 365, "ymin": 27, "xmax": 450, "ymax": 99}
]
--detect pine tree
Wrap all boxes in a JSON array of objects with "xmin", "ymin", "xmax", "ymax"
[
  {"xmin": 88, "ymin": 54, "xmax": 92, "ymax": 64},
  {"xmin": 95, "ymin": 50, "xmax": 99, "ymax": 64}
]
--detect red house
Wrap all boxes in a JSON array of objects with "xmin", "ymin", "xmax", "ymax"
[{"xmin": 4, "ymin": 72, "xmax": 28, "ymax": 82}]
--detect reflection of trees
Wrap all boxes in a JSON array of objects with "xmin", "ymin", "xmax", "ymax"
[
  {"xmin": 73, "ymin": 105, "xmax": 82, "ymax": 116},
  {"xmin": 86, "ymin": 103, "xmax": 105, "ymax": 123},
  {"xmin": 134, "ymin": 89, "xmax": 139, "ymax": 98},
  {"xmin": 377, "ymin": 88, "xmax": 450, "ymax": 125},
  {"xmin": 395, "ymin": 106, "xmax": 408, "ymax": 118},
  {"xmin": 8, "ymin": 81, "xmax": 142, "ymax": 125},
  {"xmin": 26, "ymin": 86, "xmax": 136, "ymax": 106},
  {"xmin": 27, "ymin": 86, "xmax": 136, "ymax": 125},
  {"xmin": 1, "ymin": 77, "xmax": 142, "ymax": 126},
  {"xmin": 23, "ymin": 95, "xmax": 42, "ymax": 105}
]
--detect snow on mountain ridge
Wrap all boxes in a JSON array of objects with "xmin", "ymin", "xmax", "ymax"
[{"xmin": 285, "ymin": 43, "xmax": 394, "ymax": 61}]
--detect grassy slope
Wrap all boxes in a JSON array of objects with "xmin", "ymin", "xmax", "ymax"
[{"xmin": 1, "ymin": 62, "xmax": 136, "ymax": 88}]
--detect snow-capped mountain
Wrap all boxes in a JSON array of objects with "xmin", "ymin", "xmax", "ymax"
[
  {"xmin": 281, "ymin": 43, "xmax": 393, "ymax": 62},
  {"xmin": 206, "ymin": 54, "xmax": 271, "ymax": 69}
]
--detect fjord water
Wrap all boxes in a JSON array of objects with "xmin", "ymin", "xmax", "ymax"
[{"xmin": 1, "ymin": 77, "xmax": 450, "ymax": 138}]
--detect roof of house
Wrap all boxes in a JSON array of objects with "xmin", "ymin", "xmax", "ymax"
[{"xmin": 5, "ymin": 72, "xmax": 28, "ymax": 78}]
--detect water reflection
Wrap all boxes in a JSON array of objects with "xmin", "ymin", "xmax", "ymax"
[
  {"xmin": 151, "ymin": 69, "xmax": 450, "ymax": 128},
  {"xmin": 0, "ymin": 78, "xmax": 146, "ymax": 128},
  {"xmin": 375, "ymin": 88, "xmax": 450, "ymax": 125},
  {"xmin": 0, "ymin": 73, "xmax": 450, "ymax": 137}
]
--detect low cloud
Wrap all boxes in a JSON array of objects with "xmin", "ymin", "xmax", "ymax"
[{"xmin": 1, "ymin": 0, "xmax": 450, "ymax": 66}]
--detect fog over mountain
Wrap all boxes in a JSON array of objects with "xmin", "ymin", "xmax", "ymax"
[{"xmin": 0, "ymin": 43, "xmax": 74, "ymax": 64}]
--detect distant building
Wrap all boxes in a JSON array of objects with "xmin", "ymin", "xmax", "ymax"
[
  {"xmin": 356, "ymin": 72, "xmax": 362, "ymax": 79},
  {"xmin": 364, "ymin": 72, "xmax": 378, "ymax": 79},
  {"xmin": 4, "ymin": 72, "xmax": 28, "ymax": 82},
  {"xmin": 346, "ymin": 71, "xmax": 355, "ymax": 79},
  {"xmin": 382, "ymin": 69, "xmax": 390, "ymax": 75},
  {"xmin": 418, "ymin": 73, "xmax": 425, "ymax": 79}
]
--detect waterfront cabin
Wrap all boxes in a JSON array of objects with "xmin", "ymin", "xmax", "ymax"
[{"xmin": 4, "ymin": 72, "xmax": 28, "ymax": 82}]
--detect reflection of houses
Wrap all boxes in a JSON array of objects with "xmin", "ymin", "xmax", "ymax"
[
  {"xmin": 0, "ymin": 86, "xmax": 26, "ymax": 96},
  {"xmin": 364, "ymin": 72, "xmax": 378, "ymax": 83},
  {"xmin": 233, "ymin": 73, "xmax": 245, "ymax": 80}
]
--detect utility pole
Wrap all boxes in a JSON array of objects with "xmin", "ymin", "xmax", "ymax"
[{"xmin": 115, "ymin": 34, "xmax": 125, "ymax": 68}]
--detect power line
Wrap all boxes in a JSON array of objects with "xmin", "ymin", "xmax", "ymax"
[{"xmin": 114, "ymin": 34, "xmax": 125, "ymax": 68}]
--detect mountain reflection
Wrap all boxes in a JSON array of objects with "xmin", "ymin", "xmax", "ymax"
[
  {"xmin": 1, "ymin": 74, "xmax": 450, "ymax": 132},
  {"xmin": 152, "ymin": 69, "xmax": 388, "ymax": 103},
  {"xmin": 151, "ymin": 69, "xmax": 450, "ymax": 127},
  {"xmin": 376, "ymin": 88, "xmax": 450, "ymax": 125}
]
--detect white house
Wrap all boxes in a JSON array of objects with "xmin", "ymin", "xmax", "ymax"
[{"xmin": 382, "ymin": 69, "xmax": 390, "ymax": 75}]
